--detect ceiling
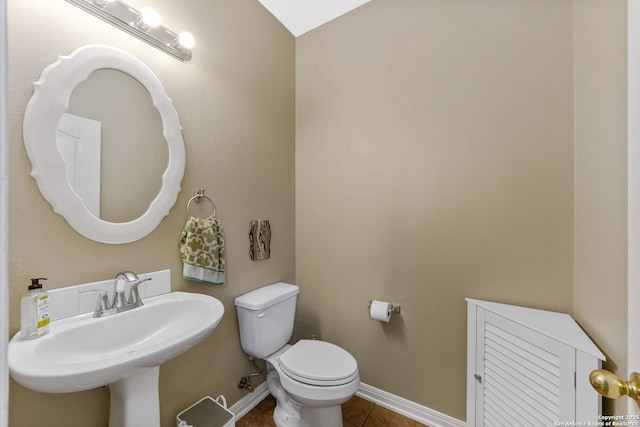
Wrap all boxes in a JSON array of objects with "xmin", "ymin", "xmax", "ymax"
[{"xmin": 256, "ymin": 0, "xmax": 372, "ymax": 37}]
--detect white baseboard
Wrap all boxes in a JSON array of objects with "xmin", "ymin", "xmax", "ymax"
[
  {"xmin": 229, "ymin": 382, "xmax": 270, "ymax": 420},
  {"xmin": 229, "ymin": 381, "xmax": 465, "ymax": 427},
  {"xmin": 357, "ymin": 383, "xmax": 465, "ymax": 427}
]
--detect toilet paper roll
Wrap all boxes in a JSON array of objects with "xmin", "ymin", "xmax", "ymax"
[{"xmin": 369, "ymin": 300, "xmax": 392, "ymax": 322}]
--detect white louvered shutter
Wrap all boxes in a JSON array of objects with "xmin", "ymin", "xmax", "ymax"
[
  {"xmin": 476, "ymin": 311, "xmax": 575, "ymax": 426},
  {"xmin": 466, "ymin": 299, "xmax": 604, "ymax": 427}
]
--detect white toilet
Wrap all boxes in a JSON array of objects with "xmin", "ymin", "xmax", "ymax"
[{"xmin": 235, "ymin": 282, "xmax": 360, "ymax": 427}]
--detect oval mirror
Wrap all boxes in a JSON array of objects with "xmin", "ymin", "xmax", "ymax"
[
  {"xmin": 61, "ymin": 69, "xmax": 168, "ymax": 223},
  {"xmin": 23, "ymin": 45, "xmax": 185, "ymax": 244}
]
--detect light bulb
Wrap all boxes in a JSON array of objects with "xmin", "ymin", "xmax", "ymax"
[
  {"xmin": 178, "ymin": 32, "xmax": 195, "ymax": 49},
  {"xmin": 141, "ymin": 7, "xmax": 161, "ymax": 28}
]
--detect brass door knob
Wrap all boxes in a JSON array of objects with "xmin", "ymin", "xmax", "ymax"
[{"xmin": 590, "ymin": 369, "xmax": 640, "ymax": 406}]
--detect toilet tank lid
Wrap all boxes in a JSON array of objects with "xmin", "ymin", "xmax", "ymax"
[{"xmin": 234, "ymin": 282, "xmax": 299, "ymax": 310}]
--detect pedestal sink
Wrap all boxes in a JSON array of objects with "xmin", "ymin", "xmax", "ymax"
[{"xmin": 9, "ymin": 291, "xmax": 224, "ymax": 427}]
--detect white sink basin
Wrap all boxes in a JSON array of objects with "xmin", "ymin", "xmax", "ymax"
[{"xmin": 9, "ymin": 291, "xmax": 224, "ymax": 394}]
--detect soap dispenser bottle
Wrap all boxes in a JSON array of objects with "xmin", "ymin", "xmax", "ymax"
[{"xmin": 20, "ymin": 278, "xmax": 50, "ymax": 339}]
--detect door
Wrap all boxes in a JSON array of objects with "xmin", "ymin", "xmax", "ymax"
[
  {"xmin": 628, "ymin": 0, "xmax": 640, "ymax": 416},
  {"xmin": 56, "ymin": 113, "xmax": 101, "ymax": 217}
]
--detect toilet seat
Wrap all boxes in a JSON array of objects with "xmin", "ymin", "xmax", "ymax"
[{"xmin": 278, "ymin": 340, "xmax": 358, "ymax": 386}]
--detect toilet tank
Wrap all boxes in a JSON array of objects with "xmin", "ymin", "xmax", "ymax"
[{"xmin": 234, "ymin": 283, "xmax": 299, "ymax": 359}]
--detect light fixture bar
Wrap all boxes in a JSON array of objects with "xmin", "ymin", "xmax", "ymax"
[{"xmin": 66, "ymin": 0, "xmax": 192, "ymax": 61}]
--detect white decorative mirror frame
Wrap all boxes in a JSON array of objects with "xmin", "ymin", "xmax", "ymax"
[{"xmin": 23, "ymin": 45, "xmax": 185, "ymax": 244}]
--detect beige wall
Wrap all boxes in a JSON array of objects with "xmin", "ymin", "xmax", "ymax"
[
  {"xmin": 296, "ymin": 0, "xmax": 575, "ymax": 420},
  {"xmin": 573, "ymin": 0, "xmax": 629, "ymax": 416},
  {"xmin": 8, "ymin": 0, "xmax": 294, "ymax": 426}
]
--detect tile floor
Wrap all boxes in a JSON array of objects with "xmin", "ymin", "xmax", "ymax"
[{"xmin": 236, "ymin": 394, "xmax": 428, "ymax": 427}]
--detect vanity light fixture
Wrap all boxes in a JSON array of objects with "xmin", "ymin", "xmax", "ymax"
[{"xmin": 66, "ymin": 0, "xmax": 194, "ymax": 61}]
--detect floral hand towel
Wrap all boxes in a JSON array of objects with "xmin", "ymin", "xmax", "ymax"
[{"xmin": 179, "ymin": 215, "xmax": 225, "ymax": 285}]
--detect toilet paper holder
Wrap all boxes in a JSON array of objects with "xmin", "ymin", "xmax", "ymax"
[{"xmin": 368, "ymin": 300, "xmax": 401, "ymax": 314}]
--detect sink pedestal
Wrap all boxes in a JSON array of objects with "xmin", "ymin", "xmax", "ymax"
[{"xmin": 109, "ymin": 366, "xmax": 160, "ymax": 427}]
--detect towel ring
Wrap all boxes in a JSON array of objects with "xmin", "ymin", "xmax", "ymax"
[{"xmin": 186, "ymin": 189, "xmax": 216, "ymax": 218}]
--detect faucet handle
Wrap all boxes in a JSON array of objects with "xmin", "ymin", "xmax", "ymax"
[
  {"xmin": 128, "ymin": 277, "xmax": 152, "ymax": 305},
  {"xmin": 97, "ymin": 293, "xmax": 110, "ymax": 316},
  {"xmin": 81, "ymin": 289, "xmax": 110, "ymax": 317}
]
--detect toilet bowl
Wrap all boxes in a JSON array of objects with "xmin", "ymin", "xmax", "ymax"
[
  {"xmin": 235, "ymin": 283, "xmax": 360, "ymax": 427},
  {"xmin": 265, "ymin": 342, "xmax": 359, "ymax": 426}
]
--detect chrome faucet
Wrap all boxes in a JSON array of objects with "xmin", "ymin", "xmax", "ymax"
[{"xmin": 91, "ymin": 271, "xmax": 152, "ymax": 318}]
